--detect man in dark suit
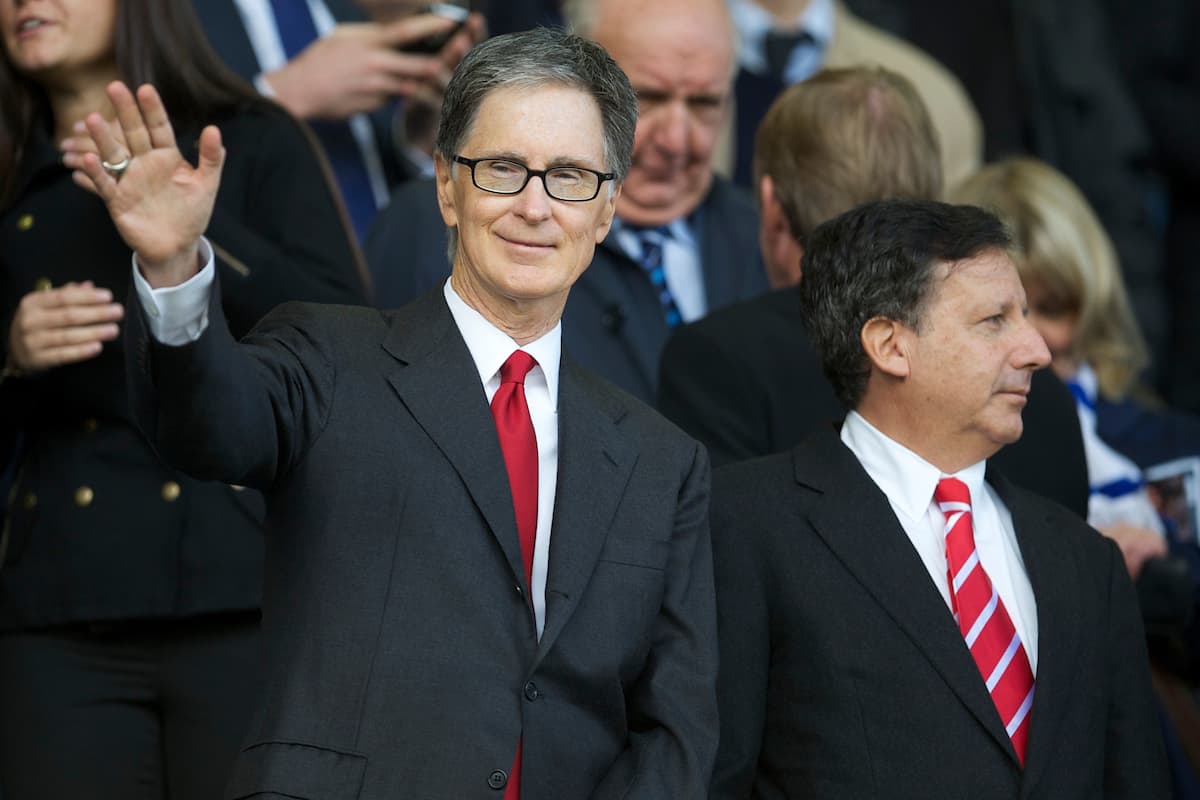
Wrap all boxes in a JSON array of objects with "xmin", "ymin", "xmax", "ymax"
[
  {"xmin": 192, "ymin": 0, "xmax": 483, "ymax": 239},
  {"xmin": 710, "ymin": 199, "xmax": 1168, "ymax": 798},
  {"xmin": 367, "ymin": 0, "xmax": 766, "ymax": 403},
  {"xmin": 658, "ymin": 67, "xmax": 1089, "ymax": 514},
  {"xmin": 78, "ymin": 29, "xmax": 716, "ymax": 799}
]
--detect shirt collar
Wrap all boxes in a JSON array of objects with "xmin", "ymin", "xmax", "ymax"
[
  {"xmin": 730, "ymin": 0, "xmax": 835, "ymax": 71},
  {"xmin": 442, "ymin": 279, "xmax": 561, "ymax": 412},
  {"xmin": 841, "ymin": 410, "xmax": 988, "ymax": 522},
  {"xmin": 610, "ymin": 216, "xmax": 696, "ymax": 263}
]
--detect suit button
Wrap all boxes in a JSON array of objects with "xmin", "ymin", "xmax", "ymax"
[
  {"xmin": 33, "ymin": 277, "xmax": 52, "ymax": 292},
  {"xmin": 523, "ymin": 681, "xmax": 540, "ymax": 701},
  {"xmin": 161, "ymin": 481, "xmax": 181, "ymax": 502},
  {"xmin": 16, "ymin": 214, "xmax": 33, "ymax": 231},
  {"xmin": 487, "ymin": 769, "xmax": 508, "ymax": 790},
  {"xmin": 21, "ymin": 492, "xmax": 37, "ymax": 511},
  {"xmin": 83, "ymin": 418, "xmax": 98, "ymax": 434},
  {"xmin": 514, "ymin": 583, "xmax": 523, "ymax": 597},
  {"xmin": 74, "ymin": 486, "xmax": 94, "ymax": 507}
]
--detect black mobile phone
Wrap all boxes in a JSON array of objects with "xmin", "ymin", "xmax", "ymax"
[{"xmin": 405, "ymin": 3, "xmax": 470, "ymax": 54}]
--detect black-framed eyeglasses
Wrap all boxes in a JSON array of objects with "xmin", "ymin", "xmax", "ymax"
[{"xmin": 452, "ymin": 155, "xmax": 615, "ymax": 202}]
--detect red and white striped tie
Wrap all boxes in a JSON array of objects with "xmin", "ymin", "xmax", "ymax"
[{"xmin": 935, "ymin": 477, "xmax": 1035, "ymax": 765}]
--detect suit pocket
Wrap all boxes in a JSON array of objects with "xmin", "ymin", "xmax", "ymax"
[
  {"xmin": 597, "ymin": 536, "xmax": 670, "ymax": 570},
  {"xmin": 226, "ymin": 741, "xmax": 367, "ymax": 800}
]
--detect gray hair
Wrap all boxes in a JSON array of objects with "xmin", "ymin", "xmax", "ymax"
[{"xmin": 435, "ymin": 27, "xmax": 637, "ymax": 261}]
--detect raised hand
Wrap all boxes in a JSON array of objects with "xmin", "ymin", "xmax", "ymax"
[
  {"xmin": 7, "ymin": 282, "xmax": 125, "ymax": 372},
  {"xmin": 74, "ymin": 82, "xmax": 224, "ymax": 288}
]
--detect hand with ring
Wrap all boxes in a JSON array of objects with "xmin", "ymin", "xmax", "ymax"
[
  {"xmin": 100, "ymin": 155, "xmax": 132, "ymax": 180},
  {"xmin": 72, "ymin": 81, "xmax": 226, "ymax": 288},
  {"xmin": 61, "ymin": 118, "xmax": 130, "ymax": 193}
]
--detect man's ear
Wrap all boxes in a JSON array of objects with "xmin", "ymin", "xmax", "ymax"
[
  {"xmin": 595, "ymin": 184, "xmax": 620, "ymax": 244},
  {"xmin": 861, "ymin": 316, "xmax": 911, "ymax": 379},
  {"xmin": 758, "ymin": 175, "xmax": 803, "ymax": 288},
  {"xmin": 434, "ymin": 154, "xmax": 459, "ymax": 228}
]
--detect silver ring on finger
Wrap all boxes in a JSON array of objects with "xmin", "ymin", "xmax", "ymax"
[{"xmin": 100, "ymin": 155, "xmax": 132, "ymax": 181}]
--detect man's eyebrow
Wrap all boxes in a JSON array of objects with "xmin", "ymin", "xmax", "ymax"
[
  {"xmin": 635, "ymin": 87, "xmax": 727, "ymax": 106},
  {"xmin": 471, "ymin": 150, "xmax": 603, "ymax": 170}
]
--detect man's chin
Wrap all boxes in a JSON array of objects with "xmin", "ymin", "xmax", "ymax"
[{"xmin": 617, "ymin": 180, "xmax": 707, "ymax": 226}]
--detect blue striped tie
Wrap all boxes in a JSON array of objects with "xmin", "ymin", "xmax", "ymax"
[
  {"xmin": 634, "ymin": 226, "xmax": 683, "ymax": 328},
  {"xmin": 268, "ymin": 0, "xmax": 381, "ymax": 240}
]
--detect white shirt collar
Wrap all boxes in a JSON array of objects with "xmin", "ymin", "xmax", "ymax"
[
  {"xmin": 730, "ymin": 0, "xmax": 836, "ymax": 69},
  {"xmin": 841, "ymin": 410, "xmax": 988, "ymax": 522},
  {"xmin": 442, "ymin": 279, "xmax": 561, "ymax": 412}
]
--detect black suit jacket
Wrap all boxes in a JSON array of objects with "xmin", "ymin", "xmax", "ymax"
[
  {"xmin": 366, "ymin": 177, "xmax": 767, "ymax": 403},
  {"xmin": 658, "ymin": 286, "xmax": 1090, "ymax": 516},
  {"xmin": 125, "ymin": 286, "xmax": 718, "ymax": 799},
  {"xmin": 709, "ymin": 431, "xmax": 1169, "ymax": 799}
]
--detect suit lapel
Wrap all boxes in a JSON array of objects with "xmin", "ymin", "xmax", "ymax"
[
  {"xmin": 992, "ymin": 474, "xmax": 1081, "ymax": 798},
  {"xmin": 582, "ymin": 237, "xmax": 662, "ymax": 390},
  {"xmin": 796, "ymin": 432, "xmax": 1019, "ymax": 762},
  {"xmin": 380, "ymin": 292, "xmax": 527, "ymax": 587},
  {"xmin": 532, "ymin": 360, "xmax": 637, "ymax": 666}
]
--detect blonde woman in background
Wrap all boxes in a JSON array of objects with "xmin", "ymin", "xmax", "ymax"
[{"xmin": 954, "ymin": 157, "xmax": 1200, "ymax": 578}]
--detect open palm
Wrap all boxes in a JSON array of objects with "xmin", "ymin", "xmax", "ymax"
[{"xmin": 76, "ymin": 82, "xmax": 225, "ymax": 282}]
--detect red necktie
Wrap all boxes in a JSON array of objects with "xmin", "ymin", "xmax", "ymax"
[
  {"xmin": 490, "ymin": 350, "xmax": 539, "ymax": 800},
  {"xmin": 935, "ymin": 477, "xmax": 1035, "ymax": 765}
]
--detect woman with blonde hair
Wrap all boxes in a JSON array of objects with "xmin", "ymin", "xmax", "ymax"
[{"xmin": 954, "ymin": 156, "xmax": 1200, "ymax": 581}]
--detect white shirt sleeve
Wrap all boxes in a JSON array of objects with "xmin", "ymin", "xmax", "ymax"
[{"xmin": 130, "ymin": 238, "xmax": 216, "ymax": 346}]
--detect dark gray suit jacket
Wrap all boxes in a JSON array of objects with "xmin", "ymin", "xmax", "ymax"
[
  {"xmin": 709, "ymin": 430, "xmax": 1169, "ymax": 800},
  {"xmin": 366, "ymin": 177, "xmax": 766, "ymax": 403},
  {"xmin": 126, "ymin": 285, "xmax": 718, "ymax": 799}
]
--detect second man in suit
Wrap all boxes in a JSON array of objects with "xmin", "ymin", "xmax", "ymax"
[{"xmin": 709, "ymin": 199, "xmax": 1168, "ymax": 799}]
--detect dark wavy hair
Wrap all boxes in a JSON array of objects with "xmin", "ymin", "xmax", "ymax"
[
  {"xmin": 0, "ymin": 0, "xmax": 264, "ymax": 207},
  {"xmin": 798, "ymin": 199, "xmax": 1012, "ymax": 409}
]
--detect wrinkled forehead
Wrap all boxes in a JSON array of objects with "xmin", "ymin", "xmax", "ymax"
[
  {"xmin": 926, "ymin": 248, "xmax": 1022, "ymax": 307},
  {"xmin": 460, "ymin": 83, "xmax": 608, "ymax": 164}
]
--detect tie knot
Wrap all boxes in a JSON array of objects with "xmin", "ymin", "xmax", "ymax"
[
  {"xmin": 632, "ymin": 224, "xmax": 671, "ymax": 253},
  {"xmin": 764, "ymin": 29, "xmax": 816, "ymax": 79},
  {"xmin": 500, "ymin": 350, "xmax": 537, "ymax": 385},
  {"xmin": 934, "ymin": 477, "xmax": 972, "ymax": 510}
]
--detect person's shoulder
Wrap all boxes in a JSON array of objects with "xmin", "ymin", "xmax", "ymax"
[
  {"xmin": 565, "ymin": 360, "xmax": 703, "ymax": 452},
  {"xmin": 991, "ymin": 473, "xmax": 1110, "ymax": 554},
  {"xmin": 674, "ymin": 287, "xmax": 800, "ymax": 344},
  {"xmin": 256, "ymin": 300, "xmax": 391, "ymax": 345}
]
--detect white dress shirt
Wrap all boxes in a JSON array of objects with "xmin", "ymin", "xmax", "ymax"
[
  {"xmin": 730, "ymin": 0, "xmax": 835, "ymax": 84},
  {"xmin": 232, "ymin": 0, "xmax": 391, "ymax": 208},
  {"xmin": 612, "ymin": 217, "xmax": 706, "ymax": 323},
  {"xmin": 441, "ymin": 281, "xmax": 560, "ymax": 640},
  {"xmin": 132, "ymin": 253, "xmax": 561, "ymax": 638},
  {"xmin": 841, "ymin": 411, "xmax": 1039, "ymax": 672}
]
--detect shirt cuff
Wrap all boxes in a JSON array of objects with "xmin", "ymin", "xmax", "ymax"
[{"xmin": 131, "ymin": 239, "xmax": 215, "ymax": 346}]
